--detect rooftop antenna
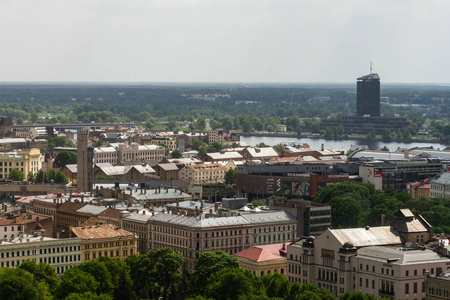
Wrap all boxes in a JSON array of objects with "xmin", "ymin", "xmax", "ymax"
[{"xmin": 370, "ymin": 61, "xmax": 373, "ymax": 74}]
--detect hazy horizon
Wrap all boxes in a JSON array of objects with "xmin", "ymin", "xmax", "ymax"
[{"xmin": 2, "ymin": 1, "xmax": 449, "ymax": 83}]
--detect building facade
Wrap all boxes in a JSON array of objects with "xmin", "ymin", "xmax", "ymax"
[
  {"xmin": 71, "ymin": 222, "xmax": 138, "ymax": 262},
  {"xmin": 0, "ymin": 148, "xmax": 42, "ymax": 179},
  {"xmin": 430, "ymin": 172, "xmax": 450, "ymax": 198},
  {"xmin": 182, "ymin": 163, "xmax": 227, "ymax": 184},
  {"xmin": 94, "ymin": 143, "xmax": 165, "ymax": 165},
  {"xmin": 0, "ymin": 231, "xmax": 82, "ymax": 275},
  {"xmin": 286, "ymin": 209, "xmax": 437, "ymax": 299},
  {"xmin": 357, "ymin": 73, "xmax": 380, "ymax": 117},
  {"xmin": 234, "ymin": 243, "xmax": 287, "ymax": 277}
]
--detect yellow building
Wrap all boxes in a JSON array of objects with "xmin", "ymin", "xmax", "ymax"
[
  {"xmin": 71, "ymin": 220, "xmax": 138, "ymax": 262},
  {"xmin": 234, "ymin": 243, "xmax": 288, "ymax": 277},
  {"xmin": 0, "ymin": 148, "xmax": 41, "ymax": 179},
  {"xmin": 182, "ymin": 163, "xmax": 227, "ymax": 184}
]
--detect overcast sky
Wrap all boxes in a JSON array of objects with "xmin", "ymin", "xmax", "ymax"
[{"xmin": 1, "ymin": 0, "xmax": 449, "ymax": 83}]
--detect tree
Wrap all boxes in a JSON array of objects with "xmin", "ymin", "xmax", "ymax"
[
  {"xmin": 324, "ymin": 127, "xmax": 334, "ymax": 139},
  {"xmin": 97, "ymin": 256, "xmax": 135, "ymax": 300},
  {"xmin": 77, "ymin": 260, "xmax": 115, "ymax": 296},
  {"xmin": 18, "ymin": 261, "xmax": 59, "ymax": 293},
  {"xmin": 35, "ymin": 169, "xmax": 45, "ymax": 183},
  {"xmin": 9, "ymin": 168, "xmax": 25, "ymax": 181},
  {"xmin": 27, "ymin": 171, "xmax": 35, "ymax": 183},
  {"xmin": 273, "ymin": 144, "xmax": 284, "ymax": 153},
  {"xmin": 264, "ymin": 273, "xmax": 290, "ymax": 298},
  {"xmin": 224, "ymin": 168, "xmax": 236, "ymax": 185},
  {"xmin": 171, "ymin": 149, "xmax": 182, "ymax": 158},
  {"xmin": 335, "ymin": 124, "xmax": 345, "ymax": 137},
  {"xmin": 55, "ymin": 268, "xmax": 99, "ymax": 299},
  {"xmin": 65, "ymin": 292, "xmax": 112, "ymax": 300},
  {"xmin": 382, "ymin": 128, "xmax": 392, "ymax": 141},
  {"xmin": 328, "ymin": 196, "xmax": 364, "ymax": 228},
  {"xmin": 30, "ymin": 112, "xmax": 39, "ymax": 123},
  {"xmin": 148, "ymin": 248, "xmax": 184, "ymax": 300},
  {"xmin": 194, "ymin": 250, "xmax": 240, "ymax": 293},
  {"xmin": 205, "ymin": 268, "xmax": 255, "ymax": 300},
  {"xmin": 53, "ymin": 171, "xmax": 67, "ymax": 184},
  {"xmin": 54, "ymin": 150, "xmax": 77, "ymax": 168},
  {"xmin": 0, "ymin": 268, "xmax": 51, "ymax": 300}
]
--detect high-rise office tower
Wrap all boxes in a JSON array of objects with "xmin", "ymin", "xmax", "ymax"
[{"xmin": 356, "ymin": 73, "xmax": 380, "ymax": 117}]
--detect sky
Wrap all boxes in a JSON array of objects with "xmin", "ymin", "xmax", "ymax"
[{"xmin": 1, "ymin": 0, "xmax": 449, "ymax": 83}]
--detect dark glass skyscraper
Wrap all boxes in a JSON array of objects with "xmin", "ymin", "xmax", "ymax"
[{"xmin": 356, "ymin": 73, "xmax": 380, "ymax": 117}]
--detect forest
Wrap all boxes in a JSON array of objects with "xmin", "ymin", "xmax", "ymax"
[{"xmin": 2, "ymin": 83, "xmax": 450, "ymax": 140}]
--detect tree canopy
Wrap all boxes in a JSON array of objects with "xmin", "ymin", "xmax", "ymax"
[{"xmin": 8, "ymin": 168, "xmax": 25, "ymax": 181}]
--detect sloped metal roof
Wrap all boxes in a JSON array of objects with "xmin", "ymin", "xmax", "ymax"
[{"xmin": 330, "ymin": 226, "xmax": 402, "ymax": 247}]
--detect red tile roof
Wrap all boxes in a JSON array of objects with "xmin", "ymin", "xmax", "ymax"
[{"xmin": 234, "ymin": 243, "xmax": 287, "ymax": 263}]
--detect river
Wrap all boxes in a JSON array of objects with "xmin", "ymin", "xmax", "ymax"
[{"xmin": 240, "ymin": 136, "xmax": 450, "ymax": 151}]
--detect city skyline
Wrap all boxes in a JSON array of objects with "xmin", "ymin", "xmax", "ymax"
[{"xmin": 1, "ymin": 1, "xmax": 450, "ymax": 83}]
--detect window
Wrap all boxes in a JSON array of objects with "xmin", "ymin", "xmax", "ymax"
[
  {"xmin": 413, "ymin": 282, "xmax": 417, "ymax": 293},
  {"xmin": 406, "ymin": 270, "xmax": 409, "ymax": 276},
  {"xmin": 405, "ymin": 283, "xmax": 409, "ymax": 294}
]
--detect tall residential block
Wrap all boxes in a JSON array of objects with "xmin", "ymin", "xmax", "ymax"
[{"xmin": 356, "ymin": 73, "xmax": 380, "ymax": 117}]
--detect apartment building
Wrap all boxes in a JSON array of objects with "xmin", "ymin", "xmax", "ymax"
[
  {"xmin": 426, "ymin": 269, "xmax": 450, "ymax": 300},
  {"xmin": 94, "ymin": 143, "xmax": 164, "ymax": 165},
  {"xmin": 182, "ymin": 163, "xmax": 227, "ymax": 184},
  {"xmin": 149, "ymin": 210, "xmax": 297, "ymax": 270},
  {"xmin": 207, "ymin": 129, "xmax": 224, "ymax": 144},
  {"xmin": 286, "ymin": 209, "xmax": 439, "ymax": 299},
  {"xmin": 430, "ymin": 172, "xmax": 450, "ymax": 198},
  {"xmin": 0, "ymin": 228, "xmax": 82, "ymax": 275},
  {"xmin": 0, "ymin": 213, "xmax": 53, "ymax": 239},
  {"xmin": 408, "ymin": 179, "xmax": 430, "ymax": 200},
  {"xmin": 71, "ymin": 222, "xmax": 138, "ymax": 262},
  {"xmin": 147, "ymin": 136, "xmax": 177, "ymax": 151}
]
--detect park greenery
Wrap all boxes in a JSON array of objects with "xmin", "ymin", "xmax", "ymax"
[
  {"xmin": 0, "ymin": 249, "xmax": 381, "ymax": 300},
  {"xmin": 3, "ymin": 84, "xmax": 450, "ymax": 142},
  {"xmin": 314, "ymin": 181, "xmax": 450, "ymax": 233},
  {"xmin": 54, "ymin": 151, "xmax": 77, "ymax": 168}
]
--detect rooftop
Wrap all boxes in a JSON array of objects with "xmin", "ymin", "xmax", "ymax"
[
  {"xmin": 329, "ymin": 226, "xmax": 402, "ymax": 248},
  {"xmin": 71, "ymin": 223, "xmax": 135, "ymax": 240},
  {"xmin": 356, "ymin": 246, "xmax": 449, "ymax": 265},
  {"xmin": 235, "ymin": 243, "xmax": 287, "ymax": 263}
]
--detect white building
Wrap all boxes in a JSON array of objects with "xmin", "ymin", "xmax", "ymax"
[
  {"xmin": 430, "ymin": 172, "xmax": 450, "ymax": 198},
  {"xmin": 94, "ymin": 142, "xmax": 165, "ymax": 165},
  {"xmin": 0, "ymin": 225, "xmax": 82, "ymax": 275},
  {"xmin": 286, "ymin": 209, "xmax": 439, "ymax": 299}
]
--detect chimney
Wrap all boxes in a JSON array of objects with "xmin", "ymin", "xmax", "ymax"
[
  {"xmin": 404, "ymin": 150, "xmax": 409, "ymax": 159},
  {"xmin": 321, "ymin": 143, "xmax": 324, "ymax": 151},
  {"xmin": 143, "ymin": 210, "xmax": 146, "ymax": 214},
  {"xmin": 152, "ymin": 211, "xmax": 155, "ymax": 216},
  {"xmin": 201, "ymin": 200, "xmax": 204, "ymax": 209},
  {"xmin": 381, "ymin": 214, "xmax": 386, "ymax": 226}
]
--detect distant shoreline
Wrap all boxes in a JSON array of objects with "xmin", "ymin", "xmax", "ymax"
[{"xmin": 239, "ymin": 132, "xmax": 444, "ymax": 145}]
